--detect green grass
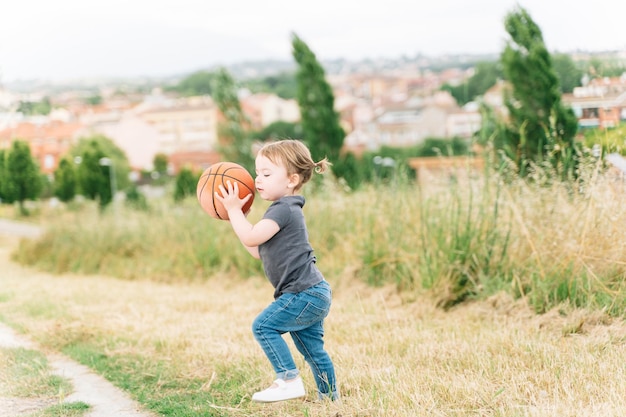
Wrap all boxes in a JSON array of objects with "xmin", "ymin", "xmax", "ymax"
[
  {"xmin": 63, "ymin": 342, "xmax": 224, "ymax": 415},
  {"xmin": 0, "ymin": 347, "xmax": 72, "ymax": 397},
  {"xmin": 55, "ymin": 334, "xmax": 271, "ymax": 415},
  {"xmin": 28, "ymin": 402, "xmax": 91, "ymax": 417},
  {"xmin": 11, "ymin": 164, "xmax": 626, "ymax": 317},
  {"xmin": 0, "ymin": 347, "xmax": 90, "ymax": 416}
]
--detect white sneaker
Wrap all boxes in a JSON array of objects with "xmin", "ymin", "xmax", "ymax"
[{"xmin": 251, "ymin": 377, "xmax": 306, "ymax": 403}]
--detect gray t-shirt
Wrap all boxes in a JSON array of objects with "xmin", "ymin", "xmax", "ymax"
[{"xmin": 259, "ymin": 195, "xmax": 324, "ymax": 299}]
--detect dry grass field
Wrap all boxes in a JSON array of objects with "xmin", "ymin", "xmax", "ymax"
[{"xmin": 1, "ymin": 232, "xmax": 625, "ymax": 416}]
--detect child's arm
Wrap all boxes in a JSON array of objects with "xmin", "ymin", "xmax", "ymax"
[
  {"xmin": 215, "ymin": 181, "xmax": 279, "ymax": 259},
  {"xmin": 243, "ymin": 243, "xmax": 260, "ymax": 259}
]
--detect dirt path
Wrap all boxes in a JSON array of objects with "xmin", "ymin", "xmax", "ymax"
[
  {"xmin": 0, "ymin": 220, "xmax": 156, "ymax": 417},
  {"xmin": 0, "ymin": 323, "xmax": 155, "ymax": 417}
]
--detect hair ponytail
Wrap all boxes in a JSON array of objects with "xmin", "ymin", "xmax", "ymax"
[{"xmin": 314, "ymin": 158, "xmax": 331, "ymax": 174}]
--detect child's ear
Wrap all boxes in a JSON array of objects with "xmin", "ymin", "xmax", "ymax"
[{"xmin": 288, "ymin": 173, "xmax": 300, "ymax": 188}]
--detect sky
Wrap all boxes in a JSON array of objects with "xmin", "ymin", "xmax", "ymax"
[{"xmin": 1, "ymin": 0, "xmax": 624, "ymax": 83}]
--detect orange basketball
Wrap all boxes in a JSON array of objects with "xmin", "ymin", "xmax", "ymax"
[{"xmin": 196, "ymin": 162, "xmax": 255, "ymax": 220}]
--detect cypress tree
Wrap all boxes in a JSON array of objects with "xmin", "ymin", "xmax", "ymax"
[
  {"xmin": 499, "ymin": 6, "xmax": 578, "ymax": 178},
  {"xmin": 212, "ymin": 67, "xmax": 254, "ymax": 172},
  {"xmin": 291, "ymin": 33, "xmax": 345, "ymax": 164}
]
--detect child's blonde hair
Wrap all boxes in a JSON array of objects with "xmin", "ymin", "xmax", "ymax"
[{"xmin": 257, "ymin": 139, "xmax": 331, "ymax": 191}]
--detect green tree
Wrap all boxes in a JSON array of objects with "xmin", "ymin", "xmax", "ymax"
[
  {"xmin": 153, "ymin": 153, "xmax": 168, "ymax": 174},
  {"xmin": 171, "ymin": 70, "xmax": 218, "ymax": 96},
  {"xmin": 53, "ymin": 157, "xmax": 77, "ymax": 202},
  {"xmin": 332, "ymin": 152, "xmax": 364, "ymax": 190},
  {"xmin": 86, "ymin": 94, "xmax": 103, "ymax": 105},
  {"xmin": 474, "ymin": 101, "xmax": 507, "ymax": 148},
  {"xmin": 581, "ymin": 123, "xmax": 626, "ymax": 155},
  {"xmin": 72, "ymin": 135, "xmax": 131, "ymax": 192},
  {"xmin": 17, "ymin": 97, "xmax": 52, "ymax": 116},
  {"xmin": 499, "ymin": 6, "xmax": 579, "ymax": 178},
  {"xmin": 74, "ymin": 141, "xmax": 112, "ymax": 208},
  {"xmin": 471, "ymin": 62, "xmax": 503, "ymax": 97},
  {"xmin": 173, "ymin": 167, "xmax": 198, "ymax": 202},
  {"xmin": 125, "ymin": 185, "xmax": 149, "ymax": 211},
  {"xmin": 0, "ymin": 150, "xmax": 7, "ymax": 202},
  {"xmin": 587, "ymin": 57, "xmax": 626, "ymax": 78},
  {"xmin": 291, "ymin": 33, "xmax": 345, "ymax": 164},
  {"xmin": 254, "ymin": 120, "xmax": 302, "ymax": 141},
  {"xmin": 442, "ymin": 61, "xmax": 502, "ymax": 105},
  {"xmin": 242, "ymin": 72, "xmax": 298, "ymax": 99},
  {"xmin": 5, "ymin": 140, "xmax": 43, "ymax": 215},
  {"xmin": 212, "ymin": 67, "xmax": 255, "ymax": 172},
  {"xmin": 411, "ymin": 137, "xmax": 470, "ymax": 157},
  {"xmin": 552, "ymin": 53, "xmax": 583, "ymax": 93}
]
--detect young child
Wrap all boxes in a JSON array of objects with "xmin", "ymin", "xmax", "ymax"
[{"xmin": 215, "ymin": 139, "xmax": 339, "ymax": 403}]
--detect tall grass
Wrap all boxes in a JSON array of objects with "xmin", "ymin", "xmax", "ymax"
[
  {"xmin": 11, "ymin": 161, "xmax": 626, "ymax": 316},
  {"xmin": 13, "ymin": 199, "xmax": 265, "ymax": 282},
  {"xmin": 417, "ymin": 175, "xmax": 512, "ymax": 308}
]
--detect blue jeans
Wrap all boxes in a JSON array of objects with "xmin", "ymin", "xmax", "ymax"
[{"xmin": 252, "ymin": 280, "xmax": 338, "ymax": 399}]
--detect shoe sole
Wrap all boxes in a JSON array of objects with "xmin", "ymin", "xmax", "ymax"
[{"xmin": 251, "ymin": 393, "xmax": 305, "ymax": 403}]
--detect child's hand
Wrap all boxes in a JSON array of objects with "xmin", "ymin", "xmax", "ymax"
[{"xmin": 215, "ymin": 181, "xmax": 252, "ymax": 214}]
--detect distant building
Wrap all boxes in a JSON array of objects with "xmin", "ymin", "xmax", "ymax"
[
  {"xmin": 481, "ymin": 80, "xmax": 509, "ymax": 116},
  {"xmin": 446, "ymin": 106, "xmax": 482, "ymax": 139},
  {"xmin": 343, "ymin": 91, "xmax": 478, "ymax": 151},
  {"xmin": 86, "ymin": 91, "xmax": 301, "ymax": 173},
  {"xmin": 138, "ymin": 95, "xmax": 219, "ymax": 156},
  {"xmin": 0, "ymin": 120, "xmax": 85, "ymax": 173},
  {"xmin": 167, "ymin": 150, "xmax": 221, "ymax": 174},
  {"xmin": 92, "ymin": 113, "xmax": 163, "ymax": 171},
  {"xmin": 482, "ymin": 76, "xmax": 626, "ymax": 130},
  {"xmin": 0, "ymin": 87, "xmax": 19, "ymax": 112},
  {"xmin": 240, "ymin": 93, "xmax": 300, "ymax": 130},
  {"xmin": 84, "ymin": 91, "xmax": 221, "ymax": 173},
  {"xmin": 562, "ymin": 75, "xmax": 626, "ymax": 129}
]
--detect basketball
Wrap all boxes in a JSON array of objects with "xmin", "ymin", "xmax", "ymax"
[{"xmin": 196, "ymin": 162, "xmax": 255, "ymax": 220}]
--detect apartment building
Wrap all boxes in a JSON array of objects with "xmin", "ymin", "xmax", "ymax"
[
  {"xmin": 0, "ymin": 120, "xmax": 85, "ymax": 174},
  {"xmin": 330, "ymin": 73, "xmax": 417, "ymax": 105},
  {"xmin": 93, "ymin": 113, "xmax": 163, "ymax": 171},
  {"xmin": 562, "ymin": 75, "xmax": 626, "ymax": 129},
  {"xmin": 138, "ymin": 95, "xmax": 219, "ymax": 156},
  {"xmin": 342, "ymin": 89, "xmax": 479, "ymax": 151},
  {"xmin": 86, "ymin": 92, "xmax": 220, "ymax": 173},
  {"xmin": 85, "ymin": 91, "xmax": 304, "ymax": 173},
  {"xmin": 240, "ymin": 93, "xmax": 299, "ymax": 130}
]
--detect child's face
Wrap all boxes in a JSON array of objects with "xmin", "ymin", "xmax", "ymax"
[{"xmin": 254, "ymin": 154, "xmax": 296, "ymax": 201}]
